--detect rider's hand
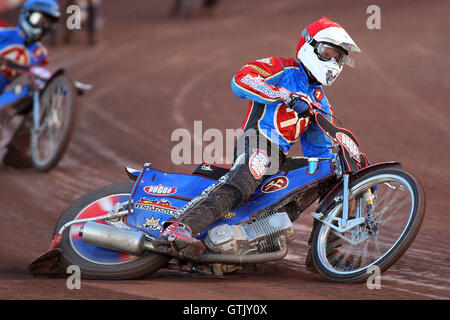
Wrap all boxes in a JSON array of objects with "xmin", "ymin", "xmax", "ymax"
[{"xmin": 288, "ymin": 93, "xmax": 311, "ymax": 117}]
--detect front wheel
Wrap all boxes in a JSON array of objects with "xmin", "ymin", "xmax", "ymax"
[
  {"xmin": 311, "ymin": 168, "xmax": 425, "ymax": 283},
  {"xmin": 55, "ymin": 183, "xmax": 170, "ymax": 280},
  {"xmin": 30, "ymin": 74, "xmax": 77, "ymax": 171}
]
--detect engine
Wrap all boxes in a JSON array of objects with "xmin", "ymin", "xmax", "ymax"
[{"xmin": 204, "ymin": 211, "xmax": 294, "ymax": 255}]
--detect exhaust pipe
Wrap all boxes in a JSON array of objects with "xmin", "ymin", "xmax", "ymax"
[
  {"xmin": 80, "ymin": 222, "xmax": 146, "ymax": 256},
  {"xmin": 80, "ymin": 222, "xmax": 288, "ymax": 264}
]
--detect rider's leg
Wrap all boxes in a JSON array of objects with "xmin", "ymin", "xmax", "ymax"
[
  {"xmin": 0, "ymin": 77, "xmax": 10, "ymax": 114},
  {"xmin": 2, "ymin": 117, "xmax": 32, "ymax": 168},
  {"xmin": 0, "ymin": 85, "xmax": 32, "ymax": 116},
  {"xmin": 0, "ymin": 81, "xmax": 33, "ymax": 168},
  {"xmin": 153, "ymin": 131, "xmax": 285, "ymax": 258}
]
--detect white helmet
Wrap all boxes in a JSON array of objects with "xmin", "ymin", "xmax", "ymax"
[{"xmin": 296, "ymin": 17, "xmax": 361, "ymax": 86}]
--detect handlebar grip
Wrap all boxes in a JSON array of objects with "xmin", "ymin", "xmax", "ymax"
[
  {"xmin": 287, "ymin": 93, "xmax": 302, "ymax": 107},
  {"xmin": 0, "ymin": 57, "xmax": 30, "ymax": 72}
]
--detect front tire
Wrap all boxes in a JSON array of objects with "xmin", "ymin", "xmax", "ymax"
[
  {"xmin": 55, "ymin": 183, "xmax": 170, "ymax": 280},
  {"xmin": 311, "ymin": 168, "xmax": 425, "ymax": 283},
  {"xmin": 30, "ymin": 74, "xmax": 77, "ymax": 171}
]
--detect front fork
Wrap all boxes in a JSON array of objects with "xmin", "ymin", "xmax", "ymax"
[
  {"xmin": 32, "ymin": 90, "xmax": 40, "ymax": 135},
  {"xmin": 340, "ymin": 175, "xmax": 375, "ymax": 224},
  {"xmin": 341, "ymin": 173, "xmax": 350, "ymax": 227},
  {"xmin": 312, "ymin": 173, "xmax": 375, "ymax": 236},
  {"xmin": 363, "ymin": 188, "xmax": 378, "ymax": 235}
]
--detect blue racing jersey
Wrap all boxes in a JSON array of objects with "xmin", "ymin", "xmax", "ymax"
[
  {"xmin": 231, "ymin": 56, "xmax": 335, "ymax": 158},
  {"xmin": 0, "ymin": 23, "xmax": 48, "ymax": 92}
]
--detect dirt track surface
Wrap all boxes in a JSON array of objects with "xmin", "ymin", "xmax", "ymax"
[{"xmin": 0, "ymin": 0, "xmax": 449, "ymax": 300}]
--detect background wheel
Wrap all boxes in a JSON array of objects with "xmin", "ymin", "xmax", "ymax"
[
  {"xmin": 55, "ymin": 183, "xmax": 170, "ymax": 280},
  {"xmin": 311, "ymin": 168, "xmax": 426, "ymax": 283},
  {"xmin": 30, "ymin": 74, "xmax": 77, "ymax": 171}
]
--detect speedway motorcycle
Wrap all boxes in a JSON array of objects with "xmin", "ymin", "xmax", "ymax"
[
  {"xmin": 28, "ymin": 103, "xmax": 425, "ymax": 283},
  {"xmin": 0, "ymin": 57, "xmax": 90, "ymax": 171}
]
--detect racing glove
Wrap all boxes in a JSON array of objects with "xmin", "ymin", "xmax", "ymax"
[{"xmin": 287, "ymin": 93, "xmax": 311, "ymax": 117}]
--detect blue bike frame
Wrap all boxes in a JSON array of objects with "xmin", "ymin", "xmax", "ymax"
[{"xmin": 124, "ymin": 158, "xmax": 336, "ymax": 241}]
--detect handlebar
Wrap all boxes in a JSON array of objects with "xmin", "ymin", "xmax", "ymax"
[
  {"xmin": 0, "ymin": 57, "xmax": 53, "ymax": 86},
  {"xmin": 288, "ymin": 92, "xmax": 343, "ymax": 125},
  {"xmin": 288, "ymin": 92, "xmax": 321, "ymax": 110},
  {"xmin": 0, "ymin": 57, "xmax": 30, "ymax": 72},
  {"xmin": 288, "ymin": 92, "xmax": 321, "ymax": 118}
]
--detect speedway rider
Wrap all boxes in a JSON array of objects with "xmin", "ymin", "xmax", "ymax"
[
  {"xmin": 0, "ymin": 0, "xmax": 60, "ymax": 114},
  {"xmin": 0, "ymin": 0, "xmax": 59, "ymax": 166},
  {"xmin": 154, "ymin": 17, "xmax": 361, "ymax": 262}
]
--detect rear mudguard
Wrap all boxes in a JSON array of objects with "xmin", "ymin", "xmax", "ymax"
[{"xmin": 316, "ymin": 161, "xmax": 402, "ymax": 214}]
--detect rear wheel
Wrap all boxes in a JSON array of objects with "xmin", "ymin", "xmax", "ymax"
[
  {"xmin": 311, "ymin": 168, "xmax": 425, "ymax": 283},
  {"xmin": 55, "ymin": 183, "xmax": 170, "ymax": 280}
]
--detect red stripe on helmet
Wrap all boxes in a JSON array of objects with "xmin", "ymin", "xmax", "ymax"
[{"xmin": 296, "ymin": 17, "xmax": 343, "ymax": 55}]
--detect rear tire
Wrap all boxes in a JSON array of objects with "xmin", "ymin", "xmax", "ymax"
[{"xmin": 55, "ymin": 183, "xmax": 170, "ymax": 280}]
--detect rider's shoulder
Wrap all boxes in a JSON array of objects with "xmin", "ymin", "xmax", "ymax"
[
  {"xmin": 248, "ymin": 56, "xmax": 301, "ymax": 73},
  {"xmin": 249, "ymin": 56, "xmax": 284, "ymax": 68},
  {"xmin": 0, "ymin": 25, "xmax": 23, "ymax": 41},
  {"xmin": 0, "ymin": 23, "xmax": 19, "ymax": 33},
  {"xmin": 253, "ymin": 56, "xmax": 299, "ymax": 67},
  {"xmin": 277, "ymin": 57, "xmax": 299, "ymax": 68}
]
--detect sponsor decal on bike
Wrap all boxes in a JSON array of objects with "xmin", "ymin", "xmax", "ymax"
[
  {"xmin": 140, "ymin": 216, "xmax": 162, "ymax": 231},
  {"xmin": 178, "ymin": 180, "xmax": 221, "ymax": 214},
  {"xmin": 314, "ymin": 88, "xmax": 323, "ymax": 101},
  {"xmin": 143, "ymin": 185, "xmax": 177, "ymax": 196},
  {"xmin": 224, "ymin": 212, "xmax": 236, "ymax": 219},
  {"xmin": 261, "ymin": 176, "xmax": 289, "ymax": 193},
  {"xmin": 336, "ymin": 132, "xmax": 361, "ymax": 162},
  {"xmin": 13, "ymin": 84, "xmax": 22, "ymax": 94},
  {"xmin": 249, "ymin": 149, "xmax": 270, "ymax": 179},
  {"xmin": 135, "ymin": 198, "xmax": 179, "ymax": 216},
  {"xmin": 201, "ymin": 164, "xmax": 213, "ymax": 171}
]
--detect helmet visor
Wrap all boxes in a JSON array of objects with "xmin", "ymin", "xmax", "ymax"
[
  {"xmin": 315, "ymin": 42, "xmax": 354, "ymax": 67},
  {"xmin": 28, "ymin": 11, "xmax": 54, "ymax": 30}
]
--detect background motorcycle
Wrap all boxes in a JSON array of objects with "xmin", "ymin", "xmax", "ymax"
[
  {"xmin": 0, "ymin": 57, "xmax": 90, "ymax": 171},
  {"xmin": 28, "ymin": 104, "xmax": 425, "ymax": 283}
]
